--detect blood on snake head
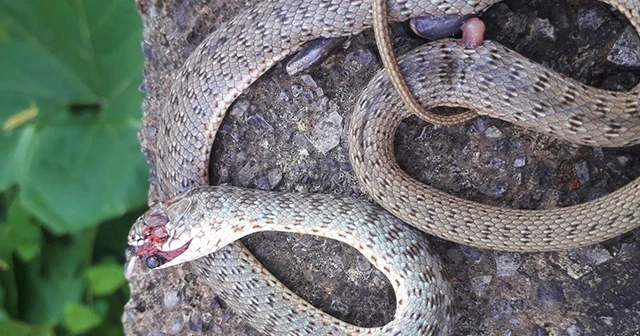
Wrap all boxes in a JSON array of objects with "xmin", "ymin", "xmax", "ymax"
[{"xmin": 128, "ymin": 193, "xmax": 196, "ymax": 269}]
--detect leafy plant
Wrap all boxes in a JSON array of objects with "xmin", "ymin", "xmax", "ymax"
[{"xmin": 0, "ymin": 0, "xmax": 146, "ymax": 334}]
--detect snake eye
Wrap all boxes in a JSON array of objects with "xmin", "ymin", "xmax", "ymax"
[{"xmin": 142, "ymin": 255, "xmax": 165, "ymax": 269}]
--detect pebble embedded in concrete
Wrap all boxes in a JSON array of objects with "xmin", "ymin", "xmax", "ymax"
[
  {"xmin": 230, "ymin": 99, "xmax": 250, "ymax": 118},
  {"xmin": 577, "ymin": 8, "xmax": 606, "ymax": 31},
  {"xmin": 166, "ymin": 311, "xmax": 184, "ymax": 334},
  {"xmin": 571, "ymin": 245, "xmax": 612, "ymax": 267},
  {"xmin": 163, "ymin": 290, "xmax": 181, "ymax": 310},
  {"xmin": 567, "ymin": 324, "xmax": 582, "ymax": 336},
  {"xmin": 618, "ymin": 243, "xmax": 639, "ymax": 261},
  {"xmin": 608, "ymin": 26, "xmax": 640, "ymax": 68},
  {"xmin": 247, "ymin": 113, "xmax": 274, "ymax": 132},
  {"xmin": 460, "ymin": 245, "xmax": 485, "ymax": 263},
  {"xmin": 484, "ymin": 125, "xmax": 503, "ymax": 138},
  {"xmin": 471, "ymin": 275, "xmax": 492, "ymax": 296},
  {"xmin": 495, "ymin": 252, "xmax": 523, "ymax": 277},
  {"xmin": 534, "ymin": 18, "xmax": 556, "ymax": 41},
  {"xmin": 300, "ymin": 74, "xmax": 318, "ymax": 88},
  {"xmin": 310, "ymin": 111, "xmax": 343, "ymax": 154},
  {"xmin": 574, "ymin": 161, "xmax": 589, "ymax": 185},
  {"xmin": 343, "ymin": 49, "xmax": 373, "ymax": 73},
  {"xmin": 237, "ymin": 160, "xmax": 260, "ymax": 187},
  {"xmin": 491, "ymin": 299, "xmax": 514, "ymax": 320},
  {"xmin": 487, "ymin": 157, "xmax": 507, "ymax": 170},
  {"xmin": 536, "ymin": 281, "xmax": 564, "ymax": 312}
]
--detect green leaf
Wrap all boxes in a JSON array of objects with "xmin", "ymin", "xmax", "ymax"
[
  {"xmin": 0, "ymin": 201, "xmax": 18, "ymax": 317},
  {"xmin": 85, "ymin": 261, "xmax": 125, "ymax": 296},
  {"xmin": 3, "ymin": 200, "xmax": 41, "ymax": 261},
  {"xmin": 63, "ymin": 302, "xmax": 102, "ymax": 334},
  {"xmin": 0, "ymin": 0, "xmax": 148, "ymax": 233},
  {"xmin": 0, "ymin": 320, "xmax": 54, "ymax": 336},
  {"xmin": 20, "ymin": 235, "xmax": 88, "ymax": 324},
  {"xmin": 0, "ymin": 282, "xmax": 6, "ymax": 321}
]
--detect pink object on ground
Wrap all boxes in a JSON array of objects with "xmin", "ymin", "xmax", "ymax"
[{"xmin": 461, "ymin": 17, "xmax": 485, "ymax": 48}]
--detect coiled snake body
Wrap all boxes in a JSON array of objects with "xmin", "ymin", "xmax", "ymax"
[{"xmin": 129, "ymin": 0, "xmax": 640, "ymax": 334}]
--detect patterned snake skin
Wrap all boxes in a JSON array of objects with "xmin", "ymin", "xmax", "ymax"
[{"xmin": 130, "ymin": 0, "xmax": 640, "ymax": 334}]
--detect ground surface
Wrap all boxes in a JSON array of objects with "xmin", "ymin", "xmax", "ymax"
[{"xmin": 123, "ymin": 0, "xmax": 640, "ymax": 335}]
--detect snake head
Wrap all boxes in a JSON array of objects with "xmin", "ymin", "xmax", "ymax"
[{"xmin": 128, "ymin": 193, "xmax": 197, "ymax": 269}]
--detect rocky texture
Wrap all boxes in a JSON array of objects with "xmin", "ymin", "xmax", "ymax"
[{"xmin": 123, "ymin": 0, "xmax": 640, "ymax": 335}]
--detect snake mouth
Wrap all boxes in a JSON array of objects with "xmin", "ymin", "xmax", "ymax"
[{"xmin": 132, "ymin": 239, "xmax": 192, "ymax": 269}]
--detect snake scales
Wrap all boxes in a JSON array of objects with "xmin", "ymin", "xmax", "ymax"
[{"xmin": 129, "ymin": 0, "xmax": 640, "ymax": 334}]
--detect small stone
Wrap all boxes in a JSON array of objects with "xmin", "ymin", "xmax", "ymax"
[
  {"xmin": 514, "ymin": 155, "xmax": 526, "ymax": 167},
  {"xmin": 145, "ymin": 123, "xmax": 158, "ymax": 139},
  {"xmin": 309, "ymin": 111, "xmax": 343, "ymax": 154},
  {"xmin": 555, "ymin": 254, "xmax": 594, "ymax": 279},
  {"xmin": 487, "ymin": 157, "xmax": 506, "ymax": 170},
  {"xmin": 472, "ymin": 118, "xmax": 487, "ymax": 132},
  {"xmin": 247, "ymin": 114, "xmax": 274, "ymax": 132},
  {"xmin": 212, "ymin": 324, "xmax": 223, "ymax": 334},
  {"xmin": 537, "ymin": 282, "xmax": 564, "ymax": 312},
  {"xmin": 618, "ymin": 243, "xmax": 640, "ymax": 261},
  {"xmin": 291, "ymin": 244, "xmax": 306, "ymax": 256},
  {"xmin": 291, "ymin": 84, "xmax": 303, "ymax": 97},
  {"xmin": 577, "ymin": 8, "xmax": 606, "ymax": 31},
  {"xmin": 493, "ymin": 139, "xmax": 511, "ymax": 153},
  {"xmin": 495, "ymin": 252, "xmax": 523, "ymax": 277},
  {"xmin": 279, "ymin": 90, "xmax": 290, "ymax": 102},
  {"xmin": 202, "ymin": 312, "xmax": 214, "ymax": 323},
  {"xmin": 356, "ymin": 255, "xmax": 372, "ymax": 272},
  {"xmin": 163, "ymin": 290, "xmax": 180, "ymax": 310},
  {"xmin": 617, "ymin": 155, "xmax": 630, "ymax": 166},
  {"xmin": 303, "ymin": 90, "xmax": 314, "ymax": 103},
  {"xmin": 189, "ymin": 314, "xmax": 202, "ymax": 332},
  {"xmin": 571, "ymin": 245, "xmax": 612, "ymax": 266},
  {"xmin": 484, "ymin": 125, "xmax": 503, "ymax": 138},
  {"xmin": 267, "ymin": 168, "xmax": 283, "ymax": 189},
  {"xmin": 255, "ymin": 175, "xmax": 270, "ymax": 191},
  {"xmin": 331, "ymin": 254, "xmax": 347, "ymax": 269},
  {"xmin": 574, "ymin": 161, "xmax": 589, "ymax": 185},
  {"xmin": 566, "ymin": 324, "xmax": 582, "ymax": 336},
  {"xmin": 230, "ymin": 99, "xmax": 250, "ymax": 118},
  {"xmin": 298, "ymin": 235, "xmax": 322, "ymax": 248},
  {"xmin": 492, "ymin": 183, "xmax": 508, "ymax": 198},
  {"xmin": 593, "ymin": 148, "xmax": 604, "ymax": 162},
  {"xmin": 491, "ymin": 299, "xmax": 513, "ymax": 320},
  {"xmin": 300, "ymin": 74, "xmax": 318, "ymax": 88},
  {"xmin": 237, "ymin": 160, "xmax": 260, "ymax": 187},
  {"xmin": 471, "ymin": 275, "xmax": 492, "ymax": 296},
  {"xmin": 343, "ymin": 49, "xmax": 373, "ymax": 72},
  {"xmin": 534, "ymin": 18, "xmax": 556, "ymax": 41},
  {"xmin": 608, "ymin": 26, "xmax": 640, "ymax": 69},
  {"xmin": 167, "ymin": 311, "xmax": 184, "ymax": 334},
  {"xmin": 330, "ymin": 299, "xmax": 349, "ymax": 316},
  {"xmin": 459, "ymin": 245, "xmax": 485, "ymax": 263}
]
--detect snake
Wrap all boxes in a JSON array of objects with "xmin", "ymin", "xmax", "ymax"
[{"xmin": 129, "ymin": 0, "xmax": 640, "ymax": 335}]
